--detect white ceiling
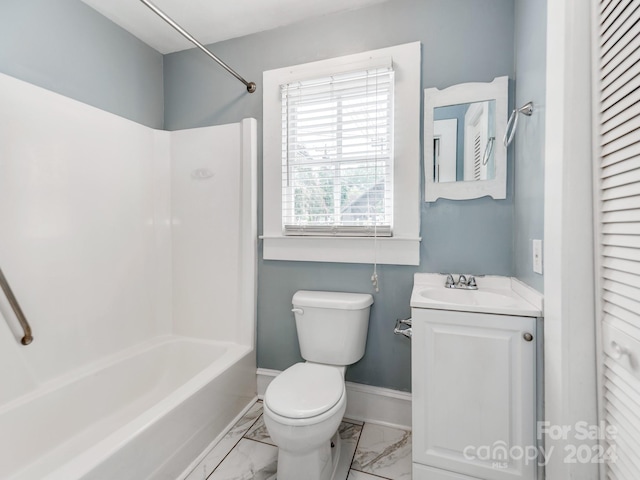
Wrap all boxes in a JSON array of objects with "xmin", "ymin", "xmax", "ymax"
[{"xmin": 82, "ymin": 0, "xmax": 389, "ymax": 54}]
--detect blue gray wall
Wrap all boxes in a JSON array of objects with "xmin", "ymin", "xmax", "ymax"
[
  {"xmin": 0, "ymin": 0, "xmax": 164, "ymax": 128},
  {"xmin": 513, "ymin": 0, "xmax": 547, "ymax": 292},
  {"xmin": 0, "ymin": 0, "xmax": 530, "ymax": 392},
  {"xmin": 164, "ymin": 0, "xmax": 516, "ymax": 392}
]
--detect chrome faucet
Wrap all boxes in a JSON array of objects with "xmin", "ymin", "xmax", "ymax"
[{"xmin": 444, "ymin": 274, "xmax": 479, "ymax": 290}]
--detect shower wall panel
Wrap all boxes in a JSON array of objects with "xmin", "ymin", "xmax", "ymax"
[
  {"xmin": 0, "ymin": 73, "xmax": 172, "ymax": 398},
  {"xmin": 170, "ymin": 121, "xmax": 256, "ymax": 346}
]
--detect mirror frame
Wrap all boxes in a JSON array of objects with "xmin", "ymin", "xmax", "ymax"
[{"xmin": 424, "ymin": 76, "xmax": 508, "ymax": 201}]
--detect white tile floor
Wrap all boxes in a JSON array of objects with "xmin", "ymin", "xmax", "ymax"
[{"xmin": 183, "ymin": 401, "xmax": 412, "ymax": 480}]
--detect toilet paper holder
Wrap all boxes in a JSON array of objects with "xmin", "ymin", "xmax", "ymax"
[{"xmin": 394, "ymin": 317, "xmax": 412, "ymax": 339}]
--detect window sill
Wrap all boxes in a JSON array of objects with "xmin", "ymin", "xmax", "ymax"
[{"xmin": 261, "ymin": 235, "xmax": 421, "ymax": 265}]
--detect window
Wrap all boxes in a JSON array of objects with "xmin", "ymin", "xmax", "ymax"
[
  {"xmin": 262, "ymin": 42, "xmax": 421, "ymax": 265},
  {"xmin": 281, "ymin": 66, "xmax": 394, "ymax": 237}
]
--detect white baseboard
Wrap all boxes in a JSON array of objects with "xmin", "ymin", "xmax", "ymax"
[
  {"xmin": 257, "ymin": 368, "xmax": 412, "ymax": 429},
  {"xmin": 257, "ymin": 368, "xmax": 280, "ymax": 399}
]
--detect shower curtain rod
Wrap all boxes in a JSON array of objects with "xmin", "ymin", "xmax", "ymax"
[{"xmin": 138, "ymin": 0, "xmax": 257, "ymax": 93}]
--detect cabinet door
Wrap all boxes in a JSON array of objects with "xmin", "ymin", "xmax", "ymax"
[{"xmin": 412, "ymin": 308, "xmax": 536, "ymax": 480}]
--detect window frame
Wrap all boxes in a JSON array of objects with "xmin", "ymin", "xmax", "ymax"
[
  {"xmin": 262, "ymin": 42, "xmax": 421, "ymax": 265},
  {"xmin": 281, "ymin": 65, "xmax": 395, "ymax": 236}
]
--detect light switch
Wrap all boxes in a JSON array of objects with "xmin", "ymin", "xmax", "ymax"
[{"xmin": 532, "ymin": 239, "xmax": 543, "ymax": 274}]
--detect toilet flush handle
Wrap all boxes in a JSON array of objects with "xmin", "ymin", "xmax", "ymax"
[{"xmin": 291, "ymin": 308, "xmax": 304, "ymax": 315}]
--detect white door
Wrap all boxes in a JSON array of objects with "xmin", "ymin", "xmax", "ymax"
[
  {"xmin": 594, "ymin": 1, "xmax": 640, "ymax": 478},
  {"xmin": 412, "ymin": 308, "xmax": 536, "ymax": 480}
]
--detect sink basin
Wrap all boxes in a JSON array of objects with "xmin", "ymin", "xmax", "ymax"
[
  {"xmin": 418, "ymin": 287, "xmax": 519, "ymax": 308},
  {"xmin": 410, "ymin": 274, "xmax": 542, "ymax": 317}
]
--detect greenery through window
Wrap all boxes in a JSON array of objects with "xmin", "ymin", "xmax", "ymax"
[{"xmin": 281, "ymin": 67, "xmax": 394, "ymax": 236}]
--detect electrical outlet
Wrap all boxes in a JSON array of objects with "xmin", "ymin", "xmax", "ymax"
[{"xmin": 532, "ymin": 239, "xmax": 543, "ymax": 274}]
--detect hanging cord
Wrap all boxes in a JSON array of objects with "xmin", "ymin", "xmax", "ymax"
[
  {"xmin": 371, "ymin": 225, "xmax": 379, "ymax": 292},
  {"xmin": 370, "ymin": 69, "xmax": 380, "ymax": 293}
]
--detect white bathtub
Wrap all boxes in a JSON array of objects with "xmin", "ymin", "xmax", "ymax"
[
  {"xmin": 0, "ymin": 336, "xmax": 256, "ymax": 480},
  {"xmin": 0, "ymin": 80, "xmax": 258, "ymax": 480}
]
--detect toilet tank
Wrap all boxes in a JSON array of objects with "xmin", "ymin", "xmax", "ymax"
[{"xmin": 292, "ymin": 290, "xmax": 373, "ymax": 366}]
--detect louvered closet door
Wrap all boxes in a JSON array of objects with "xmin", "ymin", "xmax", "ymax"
[{"xmin": 596, "ymin": 0, "xmax": 640, "ymax": 478}]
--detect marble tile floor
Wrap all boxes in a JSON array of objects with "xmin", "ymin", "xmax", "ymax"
[{"xmin": 183, "ymin": 400, "xmax": 412, "ymax": 480}]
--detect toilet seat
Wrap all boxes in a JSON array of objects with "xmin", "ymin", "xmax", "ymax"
[{"xmin": 265, "ymin": 363, "xmax": 345, "ymax": 420}]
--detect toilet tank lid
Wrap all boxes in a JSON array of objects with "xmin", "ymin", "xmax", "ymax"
[{"xmin": 293, "ymin": 290, "xmax": 373, "ymax": 310}]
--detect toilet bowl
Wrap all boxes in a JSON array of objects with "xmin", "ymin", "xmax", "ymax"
[
  {"xmin": 263, "ymin": 290, "xmax": 373, "ymax": 480},
  {"xmin": 263, "ymin": 363, "xmax": 347, "ymax": 480}
]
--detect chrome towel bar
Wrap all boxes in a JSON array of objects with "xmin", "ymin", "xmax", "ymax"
[{"xmin": 0, "ymin": 267, "xmax": 33, "ymax": 345}]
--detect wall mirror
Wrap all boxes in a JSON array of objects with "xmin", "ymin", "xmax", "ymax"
[{"xmin": 424, "ymin": 76, "xmax": 508, "ymax": 201}]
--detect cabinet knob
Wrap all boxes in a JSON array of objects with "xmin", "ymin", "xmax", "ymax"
[{"xmin": 523, "ymin": 332, "xmax": 534, "ymax": 342}]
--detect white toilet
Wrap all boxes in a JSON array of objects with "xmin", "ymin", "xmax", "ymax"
[{"xmin": 263, "ymin": 290, "xmax": 373, "ymax": 480}]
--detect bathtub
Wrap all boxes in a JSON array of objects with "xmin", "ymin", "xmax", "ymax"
[
  {"xmin": 1, "ymin": 80, "xmax": 258, "ymax": 480},
  {"xmin": 0, "ymin": 336, "xmax": 256, "ymax": 480}
]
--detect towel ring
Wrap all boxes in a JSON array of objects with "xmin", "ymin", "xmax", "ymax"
[
  {"xmin": 482, "ymin": 137, "xmax": 495, "ymax": 166},
  {"xmin": 503, "ymin": 102, "xmax": 533, "ymax": 147}
]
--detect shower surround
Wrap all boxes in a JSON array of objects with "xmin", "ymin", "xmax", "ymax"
[{"xmin": 0, "ymin": 73, "xmax": 257, "ymax": 480}]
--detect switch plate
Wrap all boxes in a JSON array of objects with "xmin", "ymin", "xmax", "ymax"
[{"xmin": 532, "ymin": 239, "xmax": 543, "ymax": 274}]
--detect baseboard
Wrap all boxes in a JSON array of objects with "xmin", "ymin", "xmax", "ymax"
[
  {"xmin": 257, "ymin": 368, "xmax": 280, "ymax": 399},
  {"xmin": 257, "ymin": 368, "xmax": 412, "ymax": 429}
]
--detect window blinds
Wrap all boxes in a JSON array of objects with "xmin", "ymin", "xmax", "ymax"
[
  {"xmin": 596, "ymin": 0, "xmax": 640, "ymax": 478},
  {"xmin": 281, "ymin": 66, "xmax": 394, "ymax": 236}
]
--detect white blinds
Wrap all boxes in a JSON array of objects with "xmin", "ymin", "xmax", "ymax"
[
  {"xmin": 281, "ymin": 66, "xmax": 394, "ymax": 236},
  {"xmin": 596, "ymin": 0, "xmax": 640, "ymax": 478}
]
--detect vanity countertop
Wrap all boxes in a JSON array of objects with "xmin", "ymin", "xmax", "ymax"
[{"xmin": 410, "ymin": 273, "xmax": 543, "ymax": 317}]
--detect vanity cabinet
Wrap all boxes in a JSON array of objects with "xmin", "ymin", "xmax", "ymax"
[{"xmin": 411, "ymin": 308, "xmax": 537, "ymax": 480}]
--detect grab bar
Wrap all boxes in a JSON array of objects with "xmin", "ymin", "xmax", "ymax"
[{"xmin": 0, "ymin": 267, "xmax": 33, "ymax": 345}]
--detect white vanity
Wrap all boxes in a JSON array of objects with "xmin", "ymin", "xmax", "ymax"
[{"xmin": 409, "ymin": 273, "xmax": 543, "ymax": 480}]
